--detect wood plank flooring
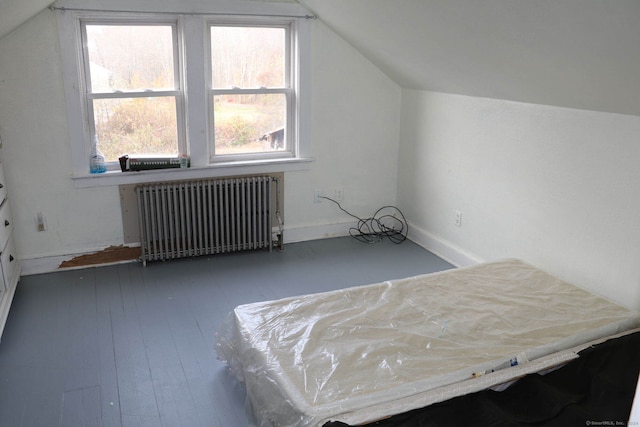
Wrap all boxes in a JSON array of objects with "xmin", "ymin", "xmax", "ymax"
[{"xmin": 0, "ymin": 237, "xmax": 453, "ymax": 427}]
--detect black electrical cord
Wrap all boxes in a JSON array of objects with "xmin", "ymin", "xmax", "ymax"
[{"xmin": 320, "ymin": 196, "xmax": 408, "ymax": 244}]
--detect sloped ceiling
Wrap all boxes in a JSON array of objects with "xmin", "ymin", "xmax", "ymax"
[
  {"xmin": 2, "ymin": 1, "xmax": 639, "ymax": 116},
  {"xmin": 0, "ymin": 0, "xmax": 51, "ymax": 39},
  {"xmin": 300, "ymin": 0, "xmax": 640, "ymax": 116}
]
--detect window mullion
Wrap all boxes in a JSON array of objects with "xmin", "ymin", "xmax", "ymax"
[{"xmin": 182, "ymin": 15, "xmax": 208, "ymax": 167}]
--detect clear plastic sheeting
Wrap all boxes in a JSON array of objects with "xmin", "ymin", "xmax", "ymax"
[{"xmin": 215, "ymin": 259, "xmax": 640, "ymax": 427}]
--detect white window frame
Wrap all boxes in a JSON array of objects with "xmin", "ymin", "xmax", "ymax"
[{"xmin": 55, "ymin": 2, "xmax": 312, "ymax": 188}]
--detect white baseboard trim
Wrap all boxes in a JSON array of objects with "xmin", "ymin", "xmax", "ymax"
[
  {"xmin": 21, "ymin": 222, "xmax": 471, "ymax": 276},
  {"xmin": 20, "ymin": 246, "xmax": 140, "ymax": 276},
  {"xmin": 283, "ymin": 221, "xmax": 353, "ymax": 244},
  {"xmin": 407, "ymin": 222, "xmax": 483, "ymax": 267},
  {"xmin": 20, "ymin": 222, "xmax": 355, "ymax": 276}
]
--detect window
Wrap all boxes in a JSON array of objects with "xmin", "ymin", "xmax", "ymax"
[
  {"xmin": 82, "ymin": 22, "xmax": 184, "ymax": 166},
  {"xmin": 209, "ymin": 24, "xmax": 292, "ymax": 161},
  {"xmin": 56, "ymin": 4, "xmax": 311, "ymax": 183}
]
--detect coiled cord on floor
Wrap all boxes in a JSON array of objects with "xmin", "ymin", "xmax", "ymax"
[{"xmin": 320, "ymin": 196, "xmax": 408, "ymax": 244}]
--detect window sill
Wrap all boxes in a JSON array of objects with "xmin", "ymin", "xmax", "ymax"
[{"xmin": 72, "ymin": 157, "xmax": 313, "ymax": 188}]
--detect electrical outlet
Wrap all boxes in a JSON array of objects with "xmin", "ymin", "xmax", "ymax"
[
  {"xmin": 454, "ymin": 210, "xmax": 463, "ymax": 227},
  {"xmin": 314, "ymin": 190, "xmax": 324, "ymax": 203},
  {"xmin": 335, "ymin": 186, "xmax": 344, "ymax": 201},
  {"xmin": 36, "ymin": 212, "xmax": 47, "ymax": 232}
]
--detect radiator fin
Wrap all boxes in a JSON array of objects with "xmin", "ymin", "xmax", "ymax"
[{"xmin": 136, "ymin": 176, "xmax": 275, "ymax": 265}]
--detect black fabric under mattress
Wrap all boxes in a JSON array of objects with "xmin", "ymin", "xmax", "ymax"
[{"xmin": 324, "ymin": 331, "xmax": 640, "ymax": 427}]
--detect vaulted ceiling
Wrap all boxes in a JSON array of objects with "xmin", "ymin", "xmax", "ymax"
[
  {"xmin": 300, "ymin": 0, "xmax": 640, "ymax": 116},
  {"xmin": 0, "ymin": 0, "xmax": 51, "ymax": 40},
  {"xmin": 2, "ymin": 0, "xmax": 639, "ymax": 116}
]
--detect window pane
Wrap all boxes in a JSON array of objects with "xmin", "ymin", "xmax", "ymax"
[
  {"xmin": 211, "ymin": 26, "xmax": 285, "ymax": 89},
  {"xmin": 86, "ymin": 25, "xmax": 175, "ymax": 92},
  {"xmin": 213, "ymin": 93, "xmax": 286, "ymax": 155},
  {"xmin": 93, "ymin": 97, "xmax": 179, "ymax": 161}
]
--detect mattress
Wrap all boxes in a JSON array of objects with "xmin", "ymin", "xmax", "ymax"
[
  {"xmin": 324, "ymin": 329, "xmax": 640, "ymax": 427},
  {"xmin": 216, "ymin": 259, "xmax": 640, "ymax": 427}
]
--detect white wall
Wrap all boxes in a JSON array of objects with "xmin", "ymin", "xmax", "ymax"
[
  {"xmin": 286, "ymin": 20, "xmax": 401, "ymax": 239},
  {"xmin": 0, "ymin": 9, "xmax": 124, "ymax": 262},
  {"xmin": 398, "ymin": 89, "xmax": 640, "ymax": 310},
  {"xmin": 0, "ymin": 6, "xmax": 401, "ymax": 270}
]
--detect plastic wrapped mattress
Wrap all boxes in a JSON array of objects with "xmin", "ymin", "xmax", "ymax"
[{"xmin": 216, "ymin": 259, "xmax": 640, "ymax": 426}]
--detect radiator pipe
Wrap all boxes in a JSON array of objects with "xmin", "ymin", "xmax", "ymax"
[{"xmin": 272, "ymin": 176, "xmax": 284, "ymax": 251}]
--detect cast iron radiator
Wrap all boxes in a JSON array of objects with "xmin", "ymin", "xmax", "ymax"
[{"xmin": 136, "ymin": 176, "xmax": 281, "ymax": 266}]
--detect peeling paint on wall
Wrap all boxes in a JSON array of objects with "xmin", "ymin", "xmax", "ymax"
[{"xmin": 59, "ymin": 245, "xmax": 140, "ymax": 269}]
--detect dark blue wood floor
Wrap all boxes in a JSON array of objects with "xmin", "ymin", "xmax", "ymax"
[{"xmin": 0, "ymin": 237, "xmax": 452, "ymax": 427}]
